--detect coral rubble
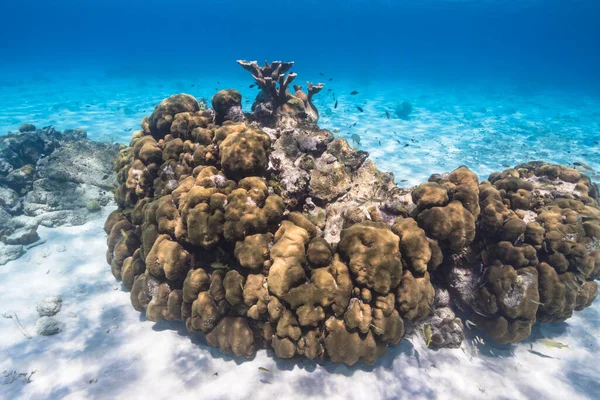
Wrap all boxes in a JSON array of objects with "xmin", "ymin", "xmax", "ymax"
[
  {"xmin": 1, "ymin": 126, "xmax": 120, "ymax": 264},
  {"xmin": 104, "ymin": 60, "xmax": 599, "ymax": 365}
]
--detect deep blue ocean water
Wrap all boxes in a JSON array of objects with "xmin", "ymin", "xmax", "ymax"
[{"xmin": 2, "ymin": 0, "xmax": 599, "ymax": 86}]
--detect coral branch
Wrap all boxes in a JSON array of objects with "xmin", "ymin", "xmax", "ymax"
[{"xmin": 307, "ymin": 82, "xmax": 324, "ymax": 102}]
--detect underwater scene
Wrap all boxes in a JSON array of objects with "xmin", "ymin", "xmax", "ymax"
[{"xmin": 1, "ymin": 0, "xmax": 599, "ymax": 399}]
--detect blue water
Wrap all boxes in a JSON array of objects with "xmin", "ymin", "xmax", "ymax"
[
  {"xmin": 2, "ymin": 1, "xmax": 599, "ymax": 85},
  {"xmin": 1, "ymin": 0, "xmax": 599, "ymax": 184}
]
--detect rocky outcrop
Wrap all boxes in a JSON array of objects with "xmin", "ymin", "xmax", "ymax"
[{"xmin": 0, "ymin": 126, "xmax": 120, "ymax": 264}]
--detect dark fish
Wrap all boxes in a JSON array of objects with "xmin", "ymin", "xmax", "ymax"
[
  {"xmin": 334, "ymin": 100, "xmax": 338, "ymax": 109},
  {"xmin": 385, "ymin": 111, "xmax": 390, "ymax": 119},
  {"xmin": 404, "ymin": 144, "xmax": 409, "ymax": 147},
  {"xmin": 527, "ymin": 350, "xmax": 558, "ymax": 359},
  {"xmin": 356, "ymin": 106, "xmax": 363, "ymax": 112},
  {"xmin": 217, "ymin": 80, "xmax": 220, "ymax": 84},
  {"xmin": 329, "ymin": 78, "xmax": 333, "ymax": 81},
  {"xmin": 319, "ymin": 72, "xmax": 324, "ymax": 76},
  {"xmin": 215, "ymin": 88, "xmax": 219, "ymax": 91},
  {"xmin": 249, "ymin": 84, "xmax": 256, "ymax": 88},
  {"xmin": 378, "ymin": 140, "xmax": 381, "ymax": 145},
  {"xmin": 213, "ymin": 372, "xmax": 218, "ymax": 377},
  {"xmin": 327, "ymin": 88, "xmax": 332, "ymax": 92},
  {"xmin": 191, "ymin": 84, "xmax": 195, "ymax": 87},
  {"xmin": 85, "ymin": 105, "xmax": 90, "ymax": 108},
  {"xmin": 353, "ymin": 122, "xmax": 357, "ymax": 127},
  {"xmin": 350, "ymin": 91, "xmax": 359, "ymax": 95}
]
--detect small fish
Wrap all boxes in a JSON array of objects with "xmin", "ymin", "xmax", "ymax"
[
  {"xmin": 213, "ymin": 372, "xmax": 218, "ymax": 377},
  {"xmin": 528, "ymin": 349, "xmax": 558, "ymax": 359},
  {"xmin": 334, "ymin": 100, "xmax": 338, "ymax": 109},
  {"xmin": 327, "ymin": 88, "xmax": 332, "ymax": 92},
  {"xmin": 120, "ymin": 229, "xmax": 129, "ymax": 240},
  {"xmin": 191, "ymin": 84, "xmax": 196, "ymax": 87},
  {"xmin": 319, "ymin": 72, "xmax": 324, "ymax": 76},
  {"xmin": 249, "ymin": 84, "xmax": 255, "ymax": 88},
  {"xmin": 352, "ymin": 122, "xmax": 357, "ymax": 127},
  {"xmin": 536, "ymin": 338, "xmax": 570, "ymax": 349},
  {"xmin": 329, "ymin": 78, "xmax": 333, "ymax": 81},
  {"xmin": 404, "ymin": 144, "xmax": 409, "ymax": 147},
  {"xmin": 465, "ymin": 319, "xmax": 477, "ymax": 329},
  {"xmin": 529, "ymin": 299, "xmax": 545, "ymax": 306},
  {"xmin": 217, "ymin": 80, "xmax": 220, "ymax": 84},
  {"xmin": 350, "ymin": 90, "xmax": 359, "ymax": 95},
  {"xmin": 210, "ymin": 262, "xmax": 229, "ymax": 270},
  {"xmin": 351, "ymin": 134, "xmax": 361, "ymax": 145},
  {"xmin": 258, "ymin": 367, "xmax": 273, "ymax": 373},
  {"xmin": 423, "ymin": 324, "xmax": 432, "ymax": 347},
  {"xmin": 385, "ymin": 111, "xmax": 390, "ymax": 119},
  {"xmin": 378, "ymin": 140, "xmax": 381, "ymax": 145}
]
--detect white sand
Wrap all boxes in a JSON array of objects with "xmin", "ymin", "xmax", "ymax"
[{"xmin": 0, "ymin": 208, "xmax": 599, "ymax": 400}]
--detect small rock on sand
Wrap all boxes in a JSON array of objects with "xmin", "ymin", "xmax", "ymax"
[
  {"xmin": 35, "ymin": 316, "xmax": 64, "ymax": 336},
  {"xmin": 0, "ymin": 243, "xmax": 24, "ymax": 265},
  {"xmin": 37, "ymin": 296, "xmax": 62, "ymax": 317}
]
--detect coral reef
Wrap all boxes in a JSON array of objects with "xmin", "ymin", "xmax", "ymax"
[
  {"xmin": 104, "ymin": 60, "xmax": 599, "ymax": 366},
  {"xmin": 1, "ymin": 126, "xmax": 120, "ymax": 264},
  {"xmin": 445, "ymin": 162, "xmax": 600, "ymax": 343}
]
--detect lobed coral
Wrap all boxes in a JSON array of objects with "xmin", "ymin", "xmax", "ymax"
[{"xmin": 104, "ymin": 60, "xmax": 599, "ymax": 366}]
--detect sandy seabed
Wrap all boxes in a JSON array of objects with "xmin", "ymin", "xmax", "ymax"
[{"xmin": 1, "ymin": 75, "xmax": 599, "ymax": 399}]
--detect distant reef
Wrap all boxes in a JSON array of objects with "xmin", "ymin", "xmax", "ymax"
[
  {"xmin": 0, "ymin": 124, "xmax": 120, "ymax": 264},
  {"xmin": 102, "ymin": 60, "xmax": 600, "ymax": 365}
]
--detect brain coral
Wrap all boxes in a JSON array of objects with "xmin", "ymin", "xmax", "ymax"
[{"xmin": 105, "ymin": 61, "xmax": 599, "ymax": 366}]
